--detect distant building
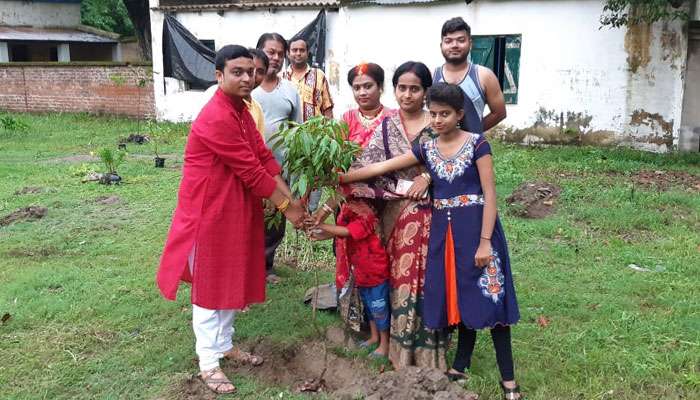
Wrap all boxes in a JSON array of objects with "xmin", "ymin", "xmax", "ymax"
[
  {"xmin": 149, "ymin": 0, "xmax": 700, "ymax": 152},
  {"xmin": 0, "ymin": 1, "xmax": 154, "ymax": 118},
  {"xmin": 0, "ymin": 0, "xmax": 135, "ymax": 62}
]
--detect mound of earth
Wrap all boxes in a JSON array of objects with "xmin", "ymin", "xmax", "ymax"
[
  {"xmin": 174, "ymin": 332, "xmax": 477, "ymax": 399},
  {"xmin": 506, "ymin": 181, "xmax": 561, "ymax": 219},
  {"xmin": 0, "ymin": 206, "xmax": 47, "ymax": 226},
  {"xmin": 335, "ymin": 366, "xmax": 478, "ymax": 400}
]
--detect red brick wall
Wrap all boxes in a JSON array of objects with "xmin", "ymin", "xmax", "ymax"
[{"xmin": 0, "ymin": 62, "xmax": 154, "ymax": 118}]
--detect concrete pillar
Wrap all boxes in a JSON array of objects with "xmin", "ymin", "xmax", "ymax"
[
  {"xmin": 0, "ymin": 42, "xmax": 8, "ymax": 62},
  {"xmin": 57, "ymin": 43, "xmax": 70, "ymax": 62},
  {"xmin": 112, "ymin": 43, "xmax": 123, "ymax": 62},
  {"xmin": 679, "ymin": 25, "xmax": 700, "ymax": 152}
]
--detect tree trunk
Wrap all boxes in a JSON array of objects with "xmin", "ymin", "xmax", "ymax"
[{"xmin": 122, "ymin": 0, "xmax": 152, "ymax": 60}]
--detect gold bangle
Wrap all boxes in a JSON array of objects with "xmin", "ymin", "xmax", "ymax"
[
  {"xmin": 276, "ymin": 198, "xmax": 290, "ymax": 213},
  {"xmin": 420, "ymin": 172, "xmax": 432, "ymax": 183},
  {"xmin": 322, "ymin": 204, "xmax": 334, "ymax": 214}
]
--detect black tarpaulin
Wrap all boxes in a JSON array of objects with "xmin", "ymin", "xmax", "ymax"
[
  {"xmin": 163, "ymin": 14, "xmax": 216, "ymax": 90},
  {"xmin": 162, "ymin": 11, "xmax": 328, "ymax": 88},
  {"xmin": 290, "ymin": 10, "xmax": 327, "ymax": 70}
]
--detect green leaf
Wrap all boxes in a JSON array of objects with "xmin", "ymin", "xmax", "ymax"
[{"xmin": 297, "ymin": 175, "xmax": 308, "ymax": 197}]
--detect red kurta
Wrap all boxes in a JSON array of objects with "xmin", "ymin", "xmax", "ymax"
[{"xmin": 157, "ymin": 88, "xmax": 282, "ymax": 310}]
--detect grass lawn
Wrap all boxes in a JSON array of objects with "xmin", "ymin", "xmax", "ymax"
[{"xmin": 0, "ymin": 112, "xmax": 698, "ymax": 400}]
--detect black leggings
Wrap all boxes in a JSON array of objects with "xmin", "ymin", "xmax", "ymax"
[{"xmin": 452, "ymin": 323, "xmax": 515, "ymax": 381}]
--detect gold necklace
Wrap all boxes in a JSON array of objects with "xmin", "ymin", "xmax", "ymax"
[{"xmin": 358, "ymin": 106, "xmax": 383, "ymax": 128}]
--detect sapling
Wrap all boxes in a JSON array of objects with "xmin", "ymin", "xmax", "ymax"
[{"xmin": 268, "ymin": 116, "xmax": 361, "ymax": 388}]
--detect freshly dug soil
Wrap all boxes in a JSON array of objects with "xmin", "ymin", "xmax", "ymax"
[
  {"xmin": 334, "ymin": 366, "xmax": 479, "ymax": 400},
  {"xmin": 0, "ymin": 206, "xmax": 47, "ymax": 226},
  {"xmin": 506, "ymin": 181, "xmax": 561, "ymax": 219},
  {"xmin": 173, "ymin": 331, "xmax": 478, "ymax": 399},
  {"xmin": 624, "ymin": 170, "xmax": 700, "ymax": 192}
]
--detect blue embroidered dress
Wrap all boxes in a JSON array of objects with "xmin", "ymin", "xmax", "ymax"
[{"xmin": 412, "ymin": 134, "xmax": 520, "ymax": 330}]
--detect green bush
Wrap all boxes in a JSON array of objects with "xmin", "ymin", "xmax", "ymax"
[{"xmin": 0, "ymin": 115, "xmax": 30, "ymax": 133}]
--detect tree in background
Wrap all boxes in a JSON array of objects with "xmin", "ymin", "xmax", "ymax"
[
  {"xmin": 122, "ymin": 0, "xmax": 152, "ymax": 61},
  {"xmin": 81, "ymin": 0, "xmax": 151, "ymax": 61},
  {"xmin": 601, "ymin": 0, "xmax": 690, "ymax": 27},
  {"xmin": 81, "ymin": 0, "xmax": 134, "ymax": 36}
]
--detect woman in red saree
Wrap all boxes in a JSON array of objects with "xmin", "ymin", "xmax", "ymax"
[
  {"xmin": 340, "ymin": 63, "xmax": 394, "ymax": 148},
  {"xmin": 315, "ymin": 62, "xmax": 448, "ymax": 369},
  {"xmin": 315, "ymin": 63, "xmax": 394, "ymax": 290},
  {"xmin": 343, "ymin": 62, "xmax": 449, "ymax": 369}
]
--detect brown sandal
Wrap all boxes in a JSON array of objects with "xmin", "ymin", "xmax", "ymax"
[
  {"xmin": 446, "ymin": 368, "xmax": 468, "ymax": 382},
  {"xmin": 224, "ymin": 348, "xmax": 264, "ymax": 366},
  {"xmin": 500, "ymin": 381, "xmax": 522, "ymax": 400},
  {"xmin": 198, "ymin": 367, "xmax": 236, "ymax": 394}
]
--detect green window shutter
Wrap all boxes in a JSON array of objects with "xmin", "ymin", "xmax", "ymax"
[
  {"xmin": 504, "ymin": 35, "xmax": 521, "ymax": 104},
  {"xmin": 471, "ymin": 36, "xmax": 495, "ymax": 69}
]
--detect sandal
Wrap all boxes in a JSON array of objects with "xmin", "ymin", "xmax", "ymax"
[
  {"xmin": 446, "ymin": 368, "xmax": 468, "ymax": 382},
  {"xmin": 198, "ymin": 367, "xmax": 236, "ymax": 394},
  {"xmin": 357, "ymin": 340, "xmax": 375, "ymax": 349},
  {"xmin": 224, "ymin": 348, "xmax": 264, "ymax": 366},
  {"xmin": 500, "ymin": 381, "xmax": 522, "ymax": 400},
  {"xmin": 369, "ymin": 351, "xmax": 387, "ymax": 360}
]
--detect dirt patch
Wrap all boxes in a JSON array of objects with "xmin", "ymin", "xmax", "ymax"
[
  {"xmin": 616, "ymin": 170, "xmax": 700, "ymax": 192},
  {"xmin": 335, "ymin": 366, "xmax": 478, "ymax": 400},
  {"xmin": 6, "ymin": 245, "xmax": 61, "ymax": 258},
  {"xmin": 172, "ymin": 330, "xmax": 477, "ymax": 399},
  {"xmin": 93, "ymin": 195, "xmax": 122, "ymax": 205},
  {"xmin": 14, "ymin": 186, "xmax": 48, "ymax": 195},
  {"xmin": 506, "ymin": 182, "xmax": 561, "ymax": 219},
  {"xmin": 631, "ymin": 170, "xmax": 700, "ymax": 191},
  {"xmin": 0, "ymin": 206, "xmax": 47, "ymax": 227}
]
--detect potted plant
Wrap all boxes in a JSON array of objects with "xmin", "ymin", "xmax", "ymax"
[
  {"xmin": 147, "ymin": 120, "xmax": 171, "ymax": 168},
  {"xmin": 97, "ymin": 147, "xmax": 126, "ymax": 184}
]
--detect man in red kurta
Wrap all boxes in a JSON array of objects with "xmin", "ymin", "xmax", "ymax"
[{"xmin": 156, "ymin": 45, "xmax": 304, "ymax": 394}]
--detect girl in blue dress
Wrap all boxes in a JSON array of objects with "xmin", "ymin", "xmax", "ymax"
[{"xmin": 340, "ymin": 83, "xmax": 521, "ymax": 399}]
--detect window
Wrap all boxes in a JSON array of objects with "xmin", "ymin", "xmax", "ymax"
[{"xmin": 470, "ymin": 35, "xmax": 521, "ymax": 104}]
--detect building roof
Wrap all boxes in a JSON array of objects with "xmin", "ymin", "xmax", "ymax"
[
  {"xmin": 344, "ymin": 0, "xmax": 451, "ymax": 4},
  {"xmin": 155, "ymin": 0, "xmax": 340, "ymax": 11},
  {"xmin": 0, "ymin": 26, "xmax": 118, "ymax": 43}
]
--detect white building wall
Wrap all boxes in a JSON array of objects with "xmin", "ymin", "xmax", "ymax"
[
  {"xmin": 0, "ymin": 0, "xmax": 81, "ymax": 27},
  {"xmin": 149, "ymin": 0, "xmax": 337, "ymax": 121},
  {"xmin": 339, "ymin": 0, "xmax": 686, "ymax": 151},
  {"xmin": 150, "ymin": 0, "xmax": 687, "ymax": 151}
]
